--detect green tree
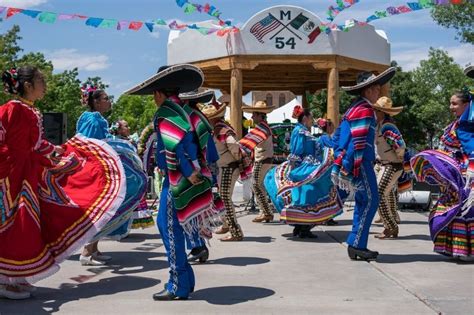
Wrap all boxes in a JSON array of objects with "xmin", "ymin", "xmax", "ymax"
[
  {"xmin": 431, "ymin": 2, "xmax": 474, "ymax": 44},
  {"xmin": 307, "ymin": 89, "xmax": 353, "ymax": 119},
  {"xmin": 0, "ymin": 25, "xmax": 109, "ymax": 138},
  {"xmin": 389, "ymin": 62, "xmax": 427, "ymax": 150},
  {"xmin": 109, "ymin": 95, "xmax": 157, "ymax": 133},
  {"xmin": 410, "ymin": 48, "xmax": 470, "ymax": 148}
]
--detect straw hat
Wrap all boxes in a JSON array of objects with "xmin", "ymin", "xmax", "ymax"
[
  {"xmin": 464, "ymin": 65, "xmax": 474, "ymax": 79},
  {"xmin": 342, "ymin": 67, "xmax": 396, "ymax": 95},
  {"xmin": 372, "ymin": 96, "xmax": 403, "ymax": 116},
  {"xmin": 241, "ymin": 100, "xmax": 275, "ymax": 113},
  {"xmin": 124, "ymin": 64, "xmax": 203, "ymax": 95},
  {"xmin": 179, "ymin": 88, "xmax": 214, "ymax": 103},
  {"xmin": 201, "ymin": 103, "xmax": 228, "ymax": 120}
]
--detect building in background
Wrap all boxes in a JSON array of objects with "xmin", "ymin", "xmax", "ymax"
[{"xmin": 252, "ymin": 91, "xmax": 295, "ymax": 108}]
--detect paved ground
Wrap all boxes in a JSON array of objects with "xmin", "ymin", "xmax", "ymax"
[{"xmin": 1, "ymin": 186, "xmax": 473, "ymax": 314}]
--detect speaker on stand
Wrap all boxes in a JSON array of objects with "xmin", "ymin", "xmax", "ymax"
[{"xmin": 42, "ymin": 113, "xmax": 67, "ymax": 145}]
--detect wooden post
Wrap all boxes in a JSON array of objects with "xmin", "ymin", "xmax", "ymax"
[
  {"xmin": 380, "ymin": 82, "xmax": 390, "ymax": 97},
  {"xmin": 230, "ymin": 68, "xmax": 243, "ymax": 139},
  {"xmin": 327, "ymin": 67, "xmax": 340, "ymax": 127}
]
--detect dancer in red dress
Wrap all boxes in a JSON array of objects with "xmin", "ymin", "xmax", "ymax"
[{"xmin": 0, "ymin": 66, "xmax": 126, "ymax": 299}]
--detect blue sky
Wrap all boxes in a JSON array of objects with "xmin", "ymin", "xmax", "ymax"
[{"xmin": 0, "ymin": 0, "xmax": 472, "ymax": 98}]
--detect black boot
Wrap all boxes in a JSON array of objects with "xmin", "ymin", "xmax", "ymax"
[
  {"xmin": 347, "ymin": 246, "xmax": 378, "ymax": 261},
  {"xmin": 326, "ymin": 219, "xmax": 338, "ymax": 226},
  {"xmin": 152, "ymin": 289, "xmax": 188, "ymax": 301},
  {"xmin": 187, "ymin": 245, "xmax": 209, "ymax": 263},
  {"xmin": 292, "ymin": 225, "xmax": 302, "ymax": 236},
  {"xmin": 298, "ymin": 226, "xmax": 317, "ymax": 239}
]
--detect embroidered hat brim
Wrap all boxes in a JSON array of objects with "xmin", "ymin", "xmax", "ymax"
[
  {"xmin": 179, "ymin": 89, "xmax": 214, "ymax": 103},
  {"xmin": 342, "ymin": 67, "xmax": 396, "ymax": 95}
]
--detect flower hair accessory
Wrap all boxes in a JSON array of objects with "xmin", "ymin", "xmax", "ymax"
[
  {"xmin": 292, "ymin": 105, "xmax": 304, "ymax": 119},
  {"xmin": 109, "ymin": 121, "xmax": 120, "ymax": 135},
  {"xmin": 80, "ymin": 84, "xmax": 97, "ymax": 106},
  {"xmin": 2, "ymin": 68, "xmax": 19, "ymax": 95}
]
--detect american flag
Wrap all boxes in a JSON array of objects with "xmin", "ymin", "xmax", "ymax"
[{"xmin": 250, "ymin": 14, "xmax": 281, "ymax": 43}]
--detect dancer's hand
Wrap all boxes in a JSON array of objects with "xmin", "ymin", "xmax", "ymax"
[{"xmin": 187, "ymin": 171, "xmax": 203, "ymax": 185}]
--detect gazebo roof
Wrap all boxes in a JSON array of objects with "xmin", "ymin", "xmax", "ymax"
[
  {"xmin": 167, "ymin": 5, "xmax": 390, "ymax": 94},
  {"xmin": 168, "ymin": 6, "xmax": 390, "ymax": 65},
  {"xmin": 167, "ymin": 5, "xmax": 392, "ymax": 137}
]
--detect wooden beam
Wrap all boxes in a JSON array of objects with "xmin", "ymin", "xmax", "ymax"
[
  {"xmin": 230, "ymin": 68, "xmax": 243, "ymax": 139},
  {"xmin": 336, "ymin": 55, "xmax": 389, "ymax": 73},
  {"xmin": 327, "ymin": 67, "xmax": 340, "ymax": 128}
]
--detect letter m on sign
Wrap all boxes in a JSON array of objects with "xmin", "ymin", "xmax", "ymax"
[
  {"xmin": 280, "ymin": 10, "xmax": 291, "ymax": 20},
  {"xmin": 249, "ymin": 14, "xmax": 281, "ymax": 43}
]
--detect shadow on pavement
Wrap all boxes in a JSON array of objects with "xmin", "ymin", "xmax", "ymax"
[
  {"xmin": 322, "ymin": 219, "xmax": 352, "ymax": 226},
  {"xmin": 376, "ymin": 253, "xmax": 451, "ymax": 263},
  {"xmin": 0, "ymin": 276, "xmax": 160, "ymax": 315},
  {"xmin": 281, "ymin": 233, "xmax": 321, "ymax": 243},
  {"xmin": 395, "ymin": 234, "xmax": 431, "ymax": 241},
  {"xmin": 68, "ymin": 251, "xmax": 168, "ymax": 275},
  {"xmin": 118, "ymin": 232, "xmax": 161, "ymax": 243},
  {"xmin": 205, "ymin": 257, "xmax": 270, "ymax": 267},
  {"xmin": 191, "ymin": 286, "xmax": 275, "ymax": 305},
  {"xmin": 241, "ymin": 236, "xmax": 275, "ymax": 243}
]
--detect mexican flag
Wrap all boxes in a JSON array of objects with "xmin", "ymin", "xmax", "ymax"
[{"xmin": 290, "ymin": 13, "xmax": 321, "ymax": 44}]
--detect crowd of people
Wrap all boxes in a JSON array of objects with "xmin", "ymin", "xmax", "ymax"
[{"xmin": 0, "ymin": 62, "xmax": 472, "ymax": 301}]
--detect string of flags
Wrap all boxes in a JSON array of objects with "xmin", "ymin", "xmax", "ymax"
[
  {"xmin": 0, "ymin": 0, "xmax": 467, "ymax": 38},
  {"xmin": 327, "ymin": 0, "xmax": 360, "ymax": 22},
  {"xmin": 0, "ymin": 6, "xmax": 236, "ymax": 36},
  {"xmin": 174, "ymin": 0, "xmax": 232, "ymax": 27},
  {"xmin": 324, "ymin": 0, "xmax": 464, "ymax": 33}
]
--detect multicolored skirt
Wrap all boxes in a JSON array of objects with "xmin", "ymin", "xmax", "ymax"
[
  {"xmin": 92, "ymin": 138, "xmax": 147, "ymax": 242},
  {"xmin": 264, "ymin": 148, "xmax": 343, "ymax": 225},
  {"xmin": 132, "ymin": 197, "xmax": 155, "ymax": 229},
  {"xmin": 0, "ymin": 134, "xmax": 126, "ymax": 284},
  {"xmin": 411, "ymin": 150, "xmax": 473, "ymax": 258}
]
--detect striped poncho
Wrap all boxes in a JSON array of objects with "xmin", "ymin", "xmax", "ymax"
[
  {"xmin": 155, "ymin": 99, "xmax": 214, "ymax": 231},
  {"xmin": 334, "ymin": 98, "xmax": 375, "ymax": 178},
  {"xmin": 183, "ymin": 103, "xmax": 212, "ymax": 159},
  {"xmin": 381, "ymin": 116, "xmax": 406, "ymax": 151},
  {"xmin": 215, "ymin": 119, "xmax": 252, "ymax": 179},
  {"xmin": 239, "ymin": 121, "xmax": 273, "ymax": 157}
]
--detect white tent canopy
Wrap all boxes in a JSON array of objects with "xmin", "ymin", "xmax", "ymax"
[{"xmin": 266, "ymin": 98, "xmax": 300, "ymax": 124}]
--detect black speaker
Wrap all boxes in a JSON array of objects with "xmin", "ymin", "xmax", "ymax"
[{"xmin": 43, "ymin": 113, "xmax": 67, "ymax": 145}]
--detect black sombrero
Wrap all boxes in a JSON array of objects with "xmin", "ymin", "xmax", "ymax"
[
  {"xmin": 464, "ymin": 65, "xmax": 474, "ymax": 79},
  {"xmin": 179, "ymin": 88, "xmax": 214, "ymax": 104},
  {"xmin": 342, "ymin": 67, "xmax": 396, "ymax": 95},
  {"xmin": 124, "ymin": 64, "xmax": 204, "ymax": 95}
]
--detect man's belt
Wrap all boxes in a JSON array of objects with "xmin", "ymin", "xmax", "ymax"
[
  {"xmin": 379, "ymin": 161, "xmax": 403, "ymax": 171},
  {"xmin": 223, "ymin": 161, "xmax": 240, "ymax": 170},
  {"xmin": 257, "ymin": 158, "xmax": 273, "ymax": 164}
]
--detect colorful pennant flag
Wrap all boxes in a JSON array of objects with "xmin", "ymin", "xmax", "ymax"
[
  {"xmin": 175, "ymin": 0, "xmax": 232, "ymax": 26},
  {"xmin": 0, "ymin": 6, "xmax": 234, "ymax": 37},
  {"xmin": 327, "ymin": 0, "xmax": 360, "ymax": 21},
  {"xmin": 38, "ymin": 12, "xmax": 57, "ymax": 24}
]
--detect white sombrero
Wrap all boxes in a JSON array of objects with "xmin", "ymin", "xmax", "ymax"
[
  {"xmin": 124, "ymin": 64, "xmax": 204, "ymax": 95},
  {"xmin": 241, "ymin": 100, "xmax": 275, "ymax": 113},
  {"xmin": 342, "ymin": 67, "xmax": 396, "ymax": 95}
]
